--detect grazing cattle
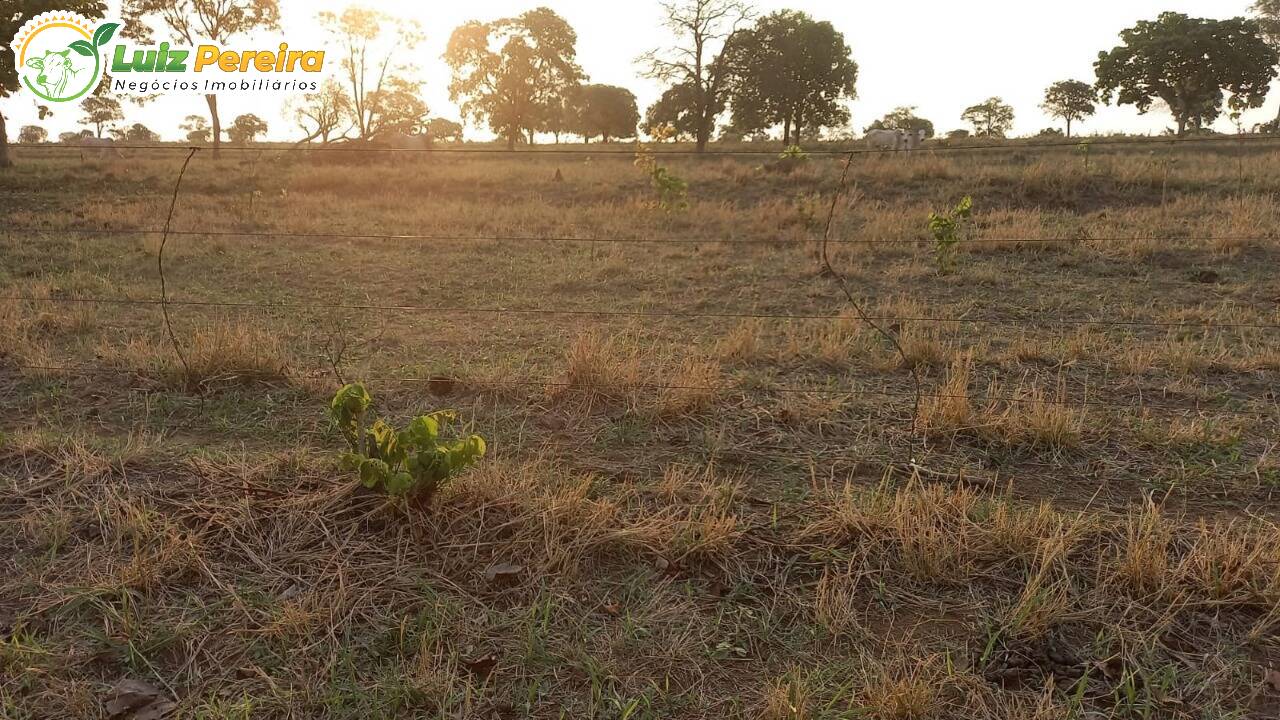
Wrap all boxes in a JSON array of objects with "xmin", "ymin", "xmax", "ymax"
[
  {"xmin": 865, "ymin": 129, "xmax": 904, "ymax": 151},
  {"xmin": 25, "ymin": 49, "xmax": 82, "ymax": 99},
  {"xmin": 77, "ymin": 136, "xmax": 125, "ymax": 159}
]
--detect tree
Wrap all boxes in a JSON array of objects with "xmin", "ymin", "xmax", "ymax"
[
  {"xmin": 367, "ymin": 76, "xmax": 430, "ymax": 136},
  {"xmin": 725, "ymin": 10, "xmax": 857, "ymax": 145},
  {"xmin": 571, "ymin": 84, "xmax": 639, "ymax": 142},
  {"xmin": 1, "ymin": 1, "xmax": 107, "ymax": 168},
  {"xmin": 80, "ymin": 95, "xmax": 124, "ymax": 138},
  {"xmin": 1254, "ymin": 0, "xmax": 1280, "ymax": 127},
  {"xmin": 644, "ymin": 82, "xmax": 703, "ymax": 141},
  {"xmin": 1041, "ymin": 80, "xmax": 1096, "ymax": 138},
  {"xmin": 226, "ymin": 114, "xmax": 268, "ymax": 143},
  {"xmin": 961, "ymin": 97, "xmax": 1015, "ymax": 137},
  {"xmin": 180, "ymin": 114, "xmax": 210, "ymax": 143},
  {"xmin": 445, "ymin": 8, "xmax": 585, "ymax": 149},
  {"xmin": 1095, "ymin": 12, "xmax": 1278, "ymax": 137},
  {"xmin": 18, "ymin": 126, "xmax": 47, "ymax": 144},
  {"xmin": 58, "ymin": 131, "xmax": 83, "ymax": 144},
  {"xmin": 123, "ymin": 0, "xmax": 280, "ymax": 156},
  {"xmin": 866, "ymin": 106, "xmax": 934, "ymax": 139},
  {"xmin": 286, "ymin": 78, "xmax": 351, "ymax": 143},
  {"xmin": 124, "ymin": 123, "xmax": 159, "ymax": 142},
  {"xmin": 319, "ymin": 7, "xmax": 425, "ymax": 140},
  {"xmin": 641, "ymin": 0, "xmax": 754, "ymax": 153},
  {"xmin": 426, "ymin": 118, "xmax": 464, "ymax": 143}
]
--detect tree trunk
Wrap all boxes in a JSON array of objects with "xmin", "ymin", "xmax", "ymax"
[
  {"xmin": 1066, "ymin": 118, "xmax": 1072, "ymax": 139},
  {"xmin": 0, "ymin": 111, "xmax": 11, "ymax": 169},
  {"xmin": 206, "ymin": 94, "xmax": 221, "ymax": 157},
  {"xmin": 782, "ymin": 115, "xmax": 792, "ymax": 147},
  {"xmin": 506, "ymin": 131, "xmax": 517, "ymax": 151}
]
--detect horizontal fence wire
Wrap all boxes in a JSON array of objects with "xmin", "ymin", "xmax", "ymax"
[
  {"xmin": 7, "ymin": 362, "xmax": 1276, "ymax": 418},
  {"xmin": 2, "ymin": 225, "xmax": 1277, "ymax": 248},
  {"xmin": 3, "ymin": 294, "xmax": 1278, "ymax": 330},
  {"xmin": 10, "ymin": 133, "xmax": 1280, "ymax": 156}
]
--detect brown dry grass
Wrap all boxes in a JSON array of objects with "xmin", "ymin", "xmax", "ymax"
[{"xmin": 3, "ymin": 142, "xmax": 1279, "ymax": 719}]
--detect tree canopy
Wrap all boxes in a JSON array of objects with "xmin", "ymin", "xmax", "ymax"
[
  {"xmin": 571, "ymin": 84, "xmax": 639, "ymax": 142},
  {"xmin": 866, "ymin": 106, "xmax": 934, "ymax": 139},
  {"xmin": 226, "ymin": 114, "xmax": 269, "ymax": 143},
  {"xmin": 961, "ymin": 97, "xmax": 1015, "ymax": 137},
  {"xmin": 726, "ymin": 10, "xmax": 857, "ymax": 145},
  {"xmin": 319, "ymin": 7, "xmax": 425, "ymax": 140},
  {"xmin": 644, "ymin": 83, "xmax": 705, "ymax": 141},
  {"xmin": 445, "ymin": 7, "xmax": 585, "ymax": 149},
  {"xmin": 18, "ymin": 125, "xmax": 47, "ymax": 144},
  {"xmin": 1041, "ymin": 80, "xmax": 1096, "ymax": 138},
  {"xmin": 1095, "ymin": 12, "xmax": 1278, "ymax": 136},
  {"xmin": 80, "ymin": 95, "xmax": 124, "ymax": 139},
  {"xmin": 641, "ymin": 0, "xmax": 754, "ymax": 152}
]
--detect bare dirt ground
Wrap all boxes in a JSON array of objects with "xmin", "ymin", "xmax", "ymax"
[{"xmin": 2, "ymin": 139, "xmax": 1279, "ymax": 718}]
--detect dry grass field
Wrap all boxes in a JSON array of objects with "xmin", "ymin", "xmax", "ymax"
[{"xmin": 2, "ymin": 139, "xmax": 1280, "ymax": 718}]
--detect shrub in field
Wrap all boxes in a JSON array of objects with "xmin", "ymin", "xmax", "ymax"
[
  {"xmin": 634, "ymin": 134, "xmax": 689, "ymax": 211},
  {"xmin": 927, "ymin": 196, "xmax": 973, "ymax": 274},
  {"xmin": 330, "ymin": 383, "xmax": 486, "ymax": 507}
]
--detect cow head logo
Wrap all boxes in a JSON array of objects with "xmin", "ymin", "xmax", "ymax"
[{"xmin": 11, "ymin": 12, "xmax": 119, "ymax": 102}]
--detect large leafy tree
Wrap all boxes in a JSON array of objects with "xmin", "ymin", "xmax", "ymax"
[
  {"xmin": 1, "ymin": 1, "xmax": 107, "ymax": 167},
  {"xmin": 426, "ymin": 117, "xmax": 463, "ymax": 142},
  {"xmin": 866, "ymin": 106, "xmax": 934, "ymax": 139},
  {"xmin": 18, "ymin": 125, "xmax": 47, "ymax": 144},
  {"xmin": 640, "ymin": 0, "xmax": 754, "ymax": 152},
  {"xmin": 226, "ymin": 113, "xmax": 268, "ymax": 143},
  {"xmin": 1095, "ymin": 12, "xmax": 1278, "ymax": 137},
  {"xmin": 445, "ymin": 8, "xmax": 585, "ymax": 149},
  {"xmin": 1041, "ymin": 80, "xmax": 1096, "ymax": 138},
  {"xmin": 643, "ymin": 83, "xmax": 703, "ymax": 140},
  {"xmin": 123, "ymin": 0, "xmax": 280, "ymax": 156},
  {"xmin": 319, "ymin": 7, "xmax": 425, "ymax": 141},
  {"xmin": 726, "ymin": 10, "xmax": 856, "ymax": 145},
  {"xmin": 80, "ymin": 95, "xmax": 124, "ymax": 138},
  {"xmin": 1255, "ymin": 0, "xmax": 1280, "ymax": 129},
  {"xmin": 571, "ymin": 84, "xmax": 639, "ymax": 142},
  {"xmin": 961, "ymin": 97, "xmax": 1015, "ymax": 137}
]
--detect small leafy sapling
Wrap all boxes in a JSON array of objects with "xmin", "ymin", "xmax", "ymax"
[
  {"xmin": 330, "ymin": 383, "xmax": 486, "ymax": 508},
  {"xmin": 779, "ymin": 145, "xmax": 808, "ymax": 161},
  {"xmin": 927, "ymin": 196, "xmax": 973, "ymax": 275},
  {"xmin": 634, "ymin": 128, "xmax": 689, "ymax": 211}
]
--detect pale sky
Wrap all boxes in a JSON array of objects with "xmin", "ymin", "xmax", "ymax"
[{"xmin": 5, "ymin": 0, "xmax": 1277, "ymax": 141}]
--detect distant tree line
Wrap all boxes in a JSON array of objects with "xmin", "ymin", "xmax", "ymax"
[{"xmin": 4, "ymin": 0, "xmax": 1280, "ymax": 166}]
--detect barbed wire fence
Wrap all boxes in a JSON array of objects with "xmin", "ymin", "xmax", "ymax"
[{"xmin": 4, "ymin": 136, "xmax": 1280, "ymax": 472}]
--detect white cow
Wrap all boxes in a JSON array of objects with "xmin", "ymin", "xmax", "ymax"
[
  {"xmin": 865, "ymin": 129, "xmax": 904, "ymax": 151},
  {"xmin": 902, "ymin": 128, "xmax": 928, "ymax": 152},
  {"xmin": 865, "ymin": 128, "xmax": 928, "ymax": 153}
]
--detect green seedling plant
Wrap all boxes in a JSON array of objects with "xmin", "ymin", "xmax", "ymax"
[
  {"xmin": 634, "ymin": 129, "xmax": 689, "ymax": 212},
  {"xmin": 779, "ymin": 145, "xmax": 808, "ymax": 161},
  {"xmin": 927, "ymin": 195, "xmax": 973, "ymax": 275},
  {"xmin": 330, "ymin": 383, "xmax": 486, "ymax": 508}
]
